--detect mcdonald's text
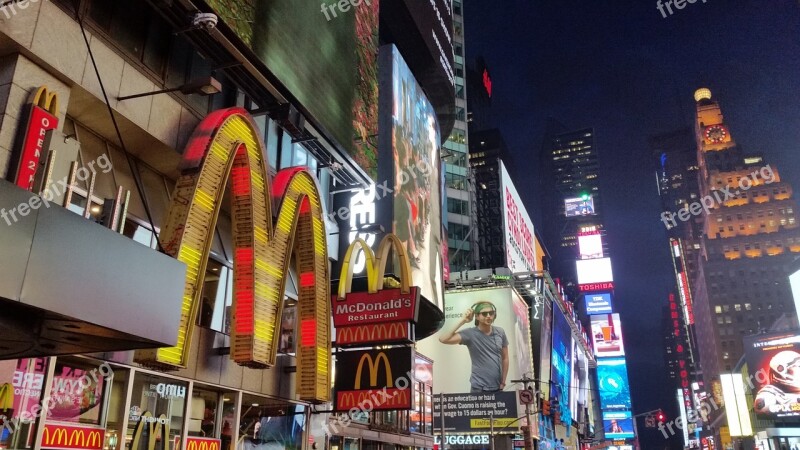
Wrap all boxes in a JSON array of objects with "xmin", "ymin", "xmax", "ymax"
[{"xmin": 331, "ymin": 287, "xmax": 419, "ymax": 327}]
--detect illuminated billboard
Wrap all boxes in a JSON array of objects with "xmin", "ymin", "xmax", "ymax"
[
  {"xmin": 602, "ymin": 411, "xmax": 635, "ymax": 439},
  {"xmin": 500, "ymin": 162, "xmax": 538, "ymax": 272},
  {"xmin": 417, "ymin": 287, "xmax": 530, "ymax": 432},
  {"xmin": 377, "ymin": 44, "xmax": 444, "ymax": 311},
  {"xmin": 791, "ymin": 265, "xmax": 800, "ymax": 327},
  {"xmin": 597, "ymin": 358, "xmax": 632, "ymax": 411},
  {"xmin": 590, "ymin": 314, "xmax": 625, "ymax": 358},
  {"xmin": 578, "ymin": 232, "xmax": 603, "ymax": 259},
  {"xmin": 565, "ymin": 196, "xmax": 596, "ymax": 217},
  {"xmin": 203, "ymin": 0, "xmax": 379, "ymax": 177},
  {"xmin": 551, "ymin": 306, "xmax": 572, "ymax": 423},
  {"xmin": 585, "ymin": 293, "xmax": 613, "ymax": 315},
  {"xmin": 576, "ymin": 258, "xmax": 613, "ymax": 285},
  {"xmin": 744, "ymin": 332, "xmax": 800, "ymax": 418}
]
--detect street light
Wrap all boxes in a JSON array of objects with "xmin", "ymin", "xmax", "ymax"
[{"xmin": 118, "ymin": 76, "xmax": 222, "ymax": 101}]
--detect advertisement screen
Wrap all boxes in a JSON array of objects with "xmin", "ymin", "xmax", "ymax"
[
  {"xmin": 500, "ymin": 162, "xmax": 537, "ymax": 272},
  {"xmin": 585, "ymin": 293, "xmax": 614, "ymax": 315},
  {"xmin": 791, "ymin": 267, "xmax": 800, "ymax": 326},
  {"xmin": 597, "ymin": 358, "xmax": 633, "ymax": 411},
  {"xmin": 417, "ymin": 287, "xmax": 531, "ymax": 432},
  {"xmin": 744, "ymin": 332, "xmax": 800, "ymax": 418},
  {"xmin": 378, "ymin": 44, "xmax": 444, "ymax": 311},
  {"xmin": 591, "ymin": 314, "xmax": 625, "ymax": 357},
  {"xmin": 578, "ymin": 233, "xmax": 604, "ymax": 259},
  {"xmin": 203, "ymin": 0, "xmax": 379, "ymax": 176},
  {"xmin": 602, "ymin": 411, "xmax": 635, "ymax": 439},
  {"xmin": 565, "ymin": 196, "xmax": 596, "ymax": 216},
  {"xmin": 551, "ymin": 307, "xmax": 572, "ymax": 420},
  {"xmin": 576, "ymin": 258, "xmax": 613, "ymax": 285}
]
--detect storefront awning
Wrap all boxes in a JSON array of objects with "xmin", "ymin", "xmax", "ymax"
[{"xmin": 0, "ymin": 179, "xmax": 186, "ymax": 358}]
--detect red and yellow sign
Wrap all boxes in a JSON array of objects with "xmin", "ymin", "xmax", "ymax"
[
  {"xmin": 176, "ymin": 436, "xmax": 221, "ymax": 450},
  {"xmin": 336, "ymin": 387, "xmax": 411, "ymax": 411},
  {"xmin": 332, "ymin": 235, "xmax": 418, "ymax": 345},
  {"xmin": 333, "ymin": 346, "xmax": 414, "ymax": 411},
  {"xmin": 133, "ymin": 107, "xmax": 330, "ymax": 402},
  {"xmin": 41, "ymin": 424, "xmax": 104, "ymax": 450},
  {"xmin": 15, "ymin": 86, "xmax": 59, "ymax": 191}
]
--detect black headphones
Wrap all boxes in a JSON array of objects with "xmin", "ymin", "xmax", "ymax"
[{"xmin": 471, "ymin": 301, "xmax": 497, "ymax": 326}]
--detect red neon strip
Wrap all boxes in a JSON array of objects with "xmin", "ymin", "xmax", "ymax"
[
  {"xmin": 299, "ymin": 272, "xmax": 315, "ymax": 288},
  {"xmin": 231, "ymin": 164, "xmax": 251, "ymax": 197},
  {"xmin": 300, "ymin": 319, "xmax": 316, "ymax": 347}
]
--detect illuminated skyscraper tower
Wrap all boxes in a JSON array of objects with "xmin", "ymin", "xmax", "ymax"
[{"xmin": 689, "ymin": 88, "xmax": 800, "ymax": 408}]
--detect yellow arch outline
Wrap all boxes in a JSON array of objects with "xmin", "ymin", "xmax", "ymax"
[{"xmin": 336, "ymin": 234, "xmax": 413, "ymax": 299}]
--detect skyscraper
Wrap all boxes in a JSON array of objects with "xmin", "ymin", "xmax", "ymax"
[
  {"xmin": 540, "ymin": 127, "xmax": 607, "ymax": 284},
  {"xmin": 688, "ymin": 88, "xmax": 800, "ymax": 411},
  {"xmin": 443, "ymin": 0, "xmax": 479, "ymax": 272}
]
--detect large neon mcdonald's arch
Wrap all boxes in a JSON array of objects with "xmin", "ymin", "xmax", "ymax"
[{"xmin": 135, "ymin": 107, "xmax": 330, "ymax": 402}]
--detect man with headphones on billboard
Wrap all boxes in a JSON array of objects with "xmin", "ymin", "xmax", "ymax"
[{"xmin": 439, "ymin": 301, "xmax": 509, "ymax": 392}]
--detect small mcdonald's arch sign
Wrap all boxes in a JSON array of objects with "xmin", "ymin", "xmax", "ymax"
[
  {"xmin": 14, "ymin": 86, "xmax": 59, "ymax": 191},
  {"xmin": 332, "ymin": 235, "xmax": 420, "ymax": 346},
  {"xmin": 41, "ymin": 424, "xmax": 105, "ymax": 450},
  {"xmin": 334, "ymin": 346, "xmax": 413, "ymax": 411}
]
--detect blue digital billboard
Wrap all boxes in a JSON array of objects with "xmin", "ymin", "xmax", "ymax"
[
  {"xmin": 585, "ymin": 292, "xmax": 613, "ymax": 315},
  {"xmin": 597, "ymin": 358, "xmax": 632, "ymax": 410},
  {"xmin": 602, "ymin": 410, "xmax": 635, "ymax": 439},
  {"xmin": 550, "ymin": 307, "xmax": 572, "ymax": 422}
]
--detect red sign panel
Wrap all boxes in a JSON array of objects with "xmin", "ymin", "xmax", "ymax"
[
  {"xmin": 336, "ymin": 387, "xmax": 412, "ymax": 411},
  {"xmin": 336, "ymin": 322, "xmax": 412, "ymax": 345},
  {"xmin": 16, "ymin": 105, "xmax": 58, "ymax": 191},
  {"xmin": 578, "ymin": 282, "xmax": 614, "ymax": 293},
  {"xmin": 41, "ymin": 424, "xmax": 104, "ymax": 450},
  {"xmin": 331, "ymin": 286, "xmax": 420, "ymax": 327}
]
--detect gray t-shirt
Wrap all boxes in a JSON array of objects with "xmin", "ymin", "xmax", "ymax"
[{"xmin": 459, "ymin": 326, "xmax": 508, "ymax": 391}]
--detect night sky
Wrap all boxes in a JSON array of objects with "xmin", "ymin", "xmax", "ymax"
[{"xmin": 464, "ymin": 1, "xmax": 800, "ymax": 448}]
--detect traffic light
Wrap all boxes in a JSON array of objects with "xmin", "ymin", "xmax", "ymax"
[
  {"xmin": 541, "ymin": 399, "xmax": 551, "ymax": 416},
  {"xmin": 554, "ymin": 410, "xmax": 561, "ymax": 425},
  {"xmin": 657, "ymin": 410, "xmax": 666, "ymax": 424}
]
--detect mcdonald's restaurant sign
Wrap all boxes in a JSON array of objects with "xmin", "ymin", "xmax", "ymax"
[
  {"xmin": 133, "ymin": 107, "xmax": 331, "ymax": 403},
  {"xmin": 176, "ymin": 436, "xmax": 221, "ymax": 450},
  {"xmin": 13, "ymin": 86, "xmax": 59, "ymax": 191},
  {"xmin": 334, "ymin": 346, "xmax": 413, "ymax": 411},
  {"xmin": 41, "ymin": 424, "xmax": 104, "ymax": 450},
  {"xmin": 332, "ymin": 235, "xmax": 420, "ymax": 346}
]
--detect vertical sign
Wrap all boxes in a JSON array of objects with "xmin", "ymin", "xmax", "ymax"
[{"xmin": 14, "ymin": 86, "xmax": 59, "ymax": 191}]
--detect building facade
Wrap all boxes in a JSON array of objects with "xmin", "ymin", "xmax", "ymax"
[{"xmin": 0, "ymin": 2, "xmax": 454, "ymax": 450}]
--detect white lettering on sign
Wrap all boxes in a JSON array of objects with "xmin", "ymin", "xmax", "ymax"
[{"xmin": 434, "ymin": 435, "xmax": 490, "ymax": 445}]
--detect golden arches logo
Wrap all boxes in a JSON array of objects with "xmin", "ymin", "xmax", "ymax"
[
  {"xmin": 338, "ymin": 322, "xmax": 408, "ymax": 343},
  {"xmin": 133, "ymin": 107, "xmax": 330, "ymax": 402},
  {"xmin": 42, "ymin": 426, "xmax": 103, "ymax": 449},
  {"xmin": 337, "ymin": 235, "xmax": 412, "ymax": 299},
  {"xmin": 32, "ymin": 85, "xmax": 58, "ymax": 115},
  {"xmin": 131, "ymin": 412, "xmax": 169, "ymax": 450},
  {"xmin": 43, "ymin": 427, "xmax": 68, "ymax": 446},
  {"xmin": 186, "ymin": 439, "xmax": 220, "ymax": 450},
  {"xmin": 354, "ymin": 352, "xmax": 393, "ymax": 389}
]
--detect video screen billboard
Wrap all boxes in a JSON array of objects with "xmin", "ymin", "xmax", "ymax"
[
  {"xmin": 585, "ymin": 293, "xmax": 614, "ymax": 315},
  {"xmin": 744, "ymin": 332, "xmax": 800, "ymax": 418},
  {"xmin": 576, "ymin": 258, "xmax": 613, "ymax": 285},
  {"xmin": 417, "ymin": 287, "xmax": 530, "ymax": 432},
  {"xmin": 551, "ymin": 307, "xmax": 573, "ymax": 420},
  {"xmin": 377, "ymin": 44, "xmax": 444, "ymax": 311},
  {"xmin": 791, "ymin": 267, "xmax": 800, "ymax": 326},
  {"xmin": 565, "ymin": 196, "xmax": 596, "ymax": 216},
  {"xmin": 597, "ymin": 358, "xmax": 633, "ymax": 411},
  {"xmin": 500, "ymin": 162, "xmax": 537, "ymax": 272},
  {"xmin": 602, "ymin": 411, "xmax": 635, "ymax": 439},
  {"xmin": 578, "ymin": 233, "xmax": 604, "ymax": 259},
  {"xmin": 591, "ymin": 314, "xmax": 625, "ymax": 357},
  {"xmin": 203, "ymin": 0, "xmax": 380, "ymax": 177}
]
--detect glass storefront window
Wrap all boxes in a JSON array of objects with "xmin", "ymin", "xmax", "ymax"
[
  {"xmin": 105, "ymin": 365, "xmax": 130, "ymax": 450},
  {"xmin": 126, "ymin": 373, "xmax": 187, "ymax": 450},
  {"xmin": 0, "ymin": 358, "xmax": 47, "ymax": 450},
  {"xmin": 238, "ymin": 395, "xmax": 304, "ymax": 450},
  {"xmin": 278, "ymin": 304, "xmax": 297, "ymax": 354},
  {"xmin": 48, "ymin": 358, "xmax": 109, "ymax": 426}
]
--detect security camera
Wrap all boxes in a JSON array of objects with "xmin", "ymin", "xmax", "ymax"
[{"xmin": 192, "ymin": 13, "xmax": 218, "ymax": 31}]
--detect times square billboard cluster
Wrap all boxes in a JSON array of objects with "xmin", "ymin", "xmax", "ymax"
[{"xmin": 577, "ymin": 226, "xmax": 637, "ymax": 444}]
